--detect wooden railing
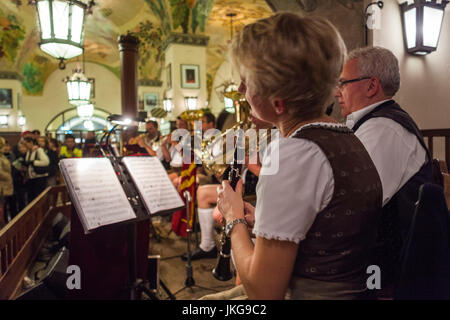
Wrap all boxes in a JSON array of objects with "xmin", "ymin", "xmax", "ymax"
[
  {"xmin": 0, "ymin": 185, "xmax": 71, "ymax": 300},
  {"xmin": 421, "ymin": 129, "xmax": 450, "ymax": 171}
]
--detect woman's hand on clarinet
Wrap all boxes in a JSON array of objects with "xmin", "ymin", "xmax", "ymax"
[
  {"xmin": 217, "ymin": 179, "xmax": 244, "ymax": 224},
  {"xmin": 243, "ymin": 202, "xmax": 255, "ymax": 228}
]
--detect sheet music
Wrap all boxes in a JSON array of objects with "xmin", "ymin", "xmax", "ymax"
[
  {"xmin": 122, "ymin": 157, "xmax": 184, "ymax": 214},
  {"xmin": 60, "ymin": 158, "xmax": 136, "ymax": 232}
]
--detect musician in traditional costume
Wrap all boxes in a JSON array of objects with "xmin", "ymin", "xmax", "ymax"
[{"xmin": 214, "ymin": 12, "xmax": 383, "ymax": 300}]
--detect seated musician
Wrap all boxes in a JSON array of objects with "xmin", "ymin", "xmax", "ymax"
[
  {"xmin": 335, "ymin": 47, "xmax": 435, "ymax": 295},
  {"xmin": 129, "ymin": 120, "xmax": 161, "ymax": 157},
  {"xmin": 160, "ymin": 117, "xmax": 189, "ymax": 188},
  {"xmin": 211, "ymin": 12, "xmax": 383, "ymax": 300},
  {"xmin": 186, "ymin": 115, "xmax": 270, "ymax": 261}
]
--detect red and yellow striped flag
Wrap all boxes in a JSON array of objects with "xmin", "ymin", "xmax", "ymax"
[{"xmin": 171, "ymin": 161, "xmax": 197, "ymax": 237}]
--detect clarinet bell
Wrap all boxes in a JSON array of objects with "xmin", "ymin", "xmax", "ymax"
[{"xmin": 212, "ymin": 253, "xmax": 233, "ymax": 281}]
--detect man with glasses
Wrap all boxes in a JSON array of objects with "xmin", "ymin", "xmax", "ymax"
[{"xmin": 335, "ymin": 46, "xmax": 433, "ymax": 295}]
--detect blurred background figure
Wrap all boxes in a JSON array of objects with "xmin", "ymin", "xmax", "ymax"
[
  {"xmin": 37, "ymin": 136, "xmax": 59, "ymax": 187},
  {"xmin": 23, "ymin": 137, "xmax": 49, "ymax": 202},
  {"xmin": 0, "ymin": 137, "xmax": 13, "ymax": 228},
  {"xmin": 11, "ymin": 141, "xmax": 28, "ymax": 218},
  {"xmin": 59, "ymin": 134, "xmax": 82, "ymax": 158}
]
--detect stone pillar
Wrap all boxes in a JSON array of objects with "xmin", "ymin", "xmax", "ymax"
[{"xmin": 118, "ymin": 34, "xmax": 140, "ymax": 118}]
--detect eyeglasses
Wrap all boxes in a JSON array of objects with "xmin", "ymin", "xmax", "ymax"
[{"xmin": 337, "ymin": 76, "xmax": 371, "ymax": 89}]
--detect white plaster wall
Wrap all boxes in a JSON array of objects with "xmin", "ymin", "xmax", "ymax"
[
  {"xmin": 369, "ymin": 0, "xmax": 450, "ymax": 160},
  {"xmin": 21, "ymin": 61, "xmax": 121, "ymax": 133},
  {"xmin": 210, "ymin": 59, "xmax": 240, "ymax": 116},
  {"xmin": 164, "ymin": 43, "xmax": 207, "ymax": 117}
]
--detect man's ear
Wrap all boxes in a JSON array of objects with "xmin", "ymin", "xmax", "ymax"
[
  {"xmin": 272, "ymin": 98, "xmax": 287, "ymax": 115},
  {"xmin": 367, "ymin": 77, "xmax": 382, "ymax": 98}
]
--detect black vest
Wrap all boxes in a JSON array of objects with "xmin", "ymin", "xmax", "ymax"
[
  {"xmin": 292, "ymin": 125, "xmax": 382, "ymax": 284},
  {"xmin": 352, "ymin": 100, "xmax": 433, "ymax": 285}
]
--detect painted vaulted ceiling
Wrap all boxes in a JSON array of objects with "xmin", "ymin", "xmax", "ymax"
[{"xmin": 0, "ymin": 0, "xmax": 273, "ymax": 96}]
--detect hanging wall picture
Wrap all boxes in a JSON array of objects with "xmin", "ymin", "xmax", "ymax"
[
  {"xmin": 0, "ymin": 89, "xmax": 13, "ymax": 109},
  {"xmin": 144, "ymin": 92, "xmax": 159, "ymax": 111},
  {"xmin": 181, "ymin": 64, "xmax": 200, "ymax": 89}
]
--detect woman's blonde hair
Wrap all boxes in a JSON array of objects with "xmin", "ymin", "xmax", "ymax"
[{"xmin": 231, "ymin": 12, "xmax": 347, "ymax": 120}]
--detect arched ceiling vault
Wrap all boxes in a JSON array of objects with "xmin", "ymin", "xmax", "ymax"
[{"xmin": 0, "ymin": 0, "xmax": 274, "ymax": 96}]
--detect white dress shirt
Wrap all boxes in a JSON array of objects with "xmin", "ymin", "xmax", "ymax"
[
  {"xmin": 346, "ymin": 100, "xmax": 427, "ymax": 206},
  {"xmin": 252, "ymin": 123, "xmax": 346, "ymax": 244}
]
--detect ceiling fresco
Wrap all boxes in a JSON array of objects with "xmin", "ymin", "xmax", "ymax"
[{"xmin": 0, "ymin": 0, "xmax": 273, "ymax": 97}]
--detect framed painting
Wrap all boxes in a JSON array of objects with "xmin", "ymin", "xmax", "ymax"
[
  {"xmin": 181, "ymin": 64, "xmax": 200, "ymax": 89},
  {"xmin": 144, "ymin": 92, "xmax": 159, "ymax": 111},
  {"xmin": 0, "ymin": 89, "xmax": 13, "ymax": 109}
]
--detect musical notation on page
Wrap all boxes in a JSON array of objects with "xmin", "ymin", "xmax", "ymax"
[
  {"xmin": 59, "ymin": 158, "xmax": 136, "ymax": 233},
  {"xmin": 121, "ymin": 157, "xmax": 184, "ymax": 214}
]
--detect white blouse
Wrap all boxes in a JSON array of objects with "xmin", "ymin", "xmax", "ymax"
[{"xmin": 252, "ymin": 123, "xmax": 345, "ymax": 244}]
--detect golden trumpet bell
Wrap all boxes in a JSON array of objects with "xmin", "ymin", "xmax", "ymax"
[{"xmin": 179, "ymin": 109, "xmax": 204, "ymax": 121}]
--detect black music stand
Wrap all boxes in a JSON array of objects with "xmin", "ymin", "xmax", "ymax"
[
  {"xmin": 99, "ymin": 121, "xmax": 176, "ymax": 300},
  {"xmin": 173, "ymin": 190, "xmax": 217, "ymax": 297}
]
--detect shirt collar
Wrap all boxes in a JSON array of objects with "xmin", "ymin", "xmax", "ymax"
[
  {"xmin": 288, "ymin": 122, "xmax": 346, "ymax": 138},
  {"xmin": 346, "ymin": 99, "xmax": 391, "ymax": 129}
]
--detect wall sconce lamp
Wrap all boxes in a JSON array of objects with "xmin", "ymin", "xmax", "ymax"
[
  {"xmin": 18, "ymin": 115, "xmax": 26, "ymax": 127},
  {"xmin": 163, "ymin": 98, "xmax": 173, "ymax": 112},
  {"xmin": 184, "ymin": 97, "xmax": 198, "ymax": 110},
  {"xmin": 400, "ymin": 0, "xmax": 449, "ymax": 55},
  {"xmin": 0, "ymin": 115, "xmax": 9, "ymax": 127}
]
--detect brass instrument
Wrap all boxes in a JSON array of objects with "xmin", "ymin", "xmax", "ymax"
[
  {"xmin": 209, "ymin": 90, "xmax": 248, "ymax": 282},
  {"xmin": 201, "ymin": 92, "xmax": 252, "ymax": 178}
]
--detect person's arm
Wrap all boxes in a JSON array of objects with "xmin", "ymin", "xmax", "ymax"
[
  {"xmin": 0, "ymin": 158, "xmax": 12, "ymax": 182},
  {"xmin": 232, "ymin": 228, "xmax": 298, "ymax": 299},
  {"xmin": 218, "ymin": 138, "xmax": 334, "ymax": 299},
  {"xmin": 356, "ymin": 119, "xmax": 427, "ymax": 206},
  {"xmin": 218, "ymin": 180, "xmax": 298, "ymax": 299},
  {"xmin": 247, "ymin": 163, "xmax": 261, "ymax": 177},
  {"xmin": 160, "ymin": 139, "xmax": 172, "ymax": 163},
  {"xmin": 33, "ymin": 148, "xmax": 50, "ymax": 167},
  {"xmin": 137, "ymin": 136, "xmax": 157, "ymax": 157}
]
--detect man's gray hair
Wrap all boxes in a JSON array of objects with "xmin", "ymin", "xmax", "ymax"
[{"xmin": 348, "ymin": 46, "xmax": 400, "ymax": 97}]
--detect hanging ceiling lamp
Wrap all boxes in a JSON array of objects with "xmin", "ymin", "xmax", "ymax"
[
  {"xmin": 77, "ymin": 103, "xmax": 94, "ymax": 118},
  {"xmin": 32, "ymin": 0, "xmax": 95, "ymax": 69},
  {"xmin": 64, "ymin": 63, "xmax": 92, "ymax": 106},
  {"xmin": 219, "ymin": 12, "xmax": 240, "ymax": 114}
]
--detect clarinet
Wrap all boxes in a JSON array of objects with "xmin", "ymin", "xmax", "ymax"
[{"xmin": 212, "ymin": 131, "xmax": 243, "ymax": 281}]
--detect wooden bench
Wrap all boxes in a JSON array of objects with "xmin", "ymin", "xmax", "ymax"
[{"xmin": 0, "ymin": 185, "xmax": 71, "ymax": 300}]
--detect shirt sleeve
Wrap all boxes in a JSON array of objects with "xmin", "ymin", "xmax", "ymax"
[
  {"xmin": 355, "ymin": 118, "xmax": 427, "ymax": 206},
  {"xmin": 34, "ymin": 148, "xmax": 50, "ymax": 167},
  {"xmin": 252, "ymin": 137, "xmax": 334, "ymax": 244}
]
